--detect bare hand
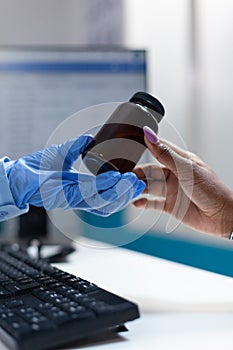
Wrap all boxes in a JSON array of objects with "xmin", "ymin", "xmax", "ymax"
[{"xmin": 133, "ymin": 127, "xmax": 233, "ymax": 238}]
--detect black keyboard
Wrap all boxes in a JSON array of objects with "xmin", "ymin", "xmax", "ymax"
[{"xmin": 0, "ymin": 243, "xmax": 139, "ymax": 350}]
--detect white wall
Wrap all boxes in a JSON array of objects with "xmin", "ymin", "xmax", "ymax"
[
  {"xmin": 123, "ymin": 0, "xmax": 191, "ymax": 147},
  {"xmin": 0, "ymin": 0, "xmax": 88, "ymax": 45},
  {"xmin": 196, "ymin": 0, "xmax": 233, "ymax": 188},
  {"xmin": 123, "ymin": 0, "xmax": 233, "ymax": 189},
  {"xmin": 0, "ymin": 0, "xmax": 123, "ymax": 46}
]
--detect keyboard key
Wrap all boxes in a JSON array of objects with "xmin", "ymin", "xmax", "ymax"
[
  {"xmin": 0, "ymin": 288, "xmax": 11, "ymax": 298},
  {"xmin": 5, "ymin": 280, "xmax": 40, "ymax": 294},
  {"xmin": 5, "ymin": 300, "xmax": 24, "ymax": 309}
]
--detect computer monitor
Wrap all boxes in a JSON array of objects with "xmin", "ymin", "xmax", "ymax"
[{"xmin": 0, "ymin": 46, "xmax": 147, "ymax": 243}]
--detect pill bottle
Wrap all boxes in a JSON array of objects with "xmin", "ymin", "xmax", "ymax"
[{"xmin": 82, "ymin": 91, "xmax": 165, "ymax": 174}]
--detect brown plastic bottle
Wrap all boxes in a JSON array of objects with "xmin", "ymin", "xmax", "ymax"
[{"xmin": 82, "ymin": 91, "xmax": 165, "ymax": 174}]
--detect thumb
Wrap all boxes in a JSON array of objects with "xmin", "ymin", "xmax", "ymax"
[
  {"xmin": 143, "ymin": 126, "xmax": 186, "ymax": 176},
  {"xmin": 59, "ymin": 134, "xmax": 94, "ymax": 166}
]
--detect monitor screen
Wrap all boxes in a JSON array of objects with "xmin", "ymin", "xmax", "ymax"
[{"xmin": 0, "ymin": 47, "xmax": 146, "ymax": 159}]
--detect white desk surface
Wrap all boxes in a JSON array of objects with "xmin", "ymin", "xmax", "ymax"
[
  {"xmin": 1, "ymin": 238, "xmax": 233, "ymax": 350},
  {"xmin": 59, "ymin": 238, "xmax": 233, "ymax": 350}
]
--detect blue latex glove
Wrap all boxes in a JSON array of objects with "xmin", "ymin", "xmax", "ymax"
[{"xmin": 5, "ymin": 135, "xmax": 146, "ymax": 217}]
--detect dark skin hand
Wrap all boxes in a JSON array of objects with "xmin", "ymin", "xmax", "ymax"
[{"xmin": 133, "ymin": 133, "xmax": 233, "ymax": 238}]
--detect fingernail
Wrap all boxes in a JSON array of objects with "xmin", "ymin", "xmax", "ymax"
[{"xmin": 143, "ymin": 126, "xmax": 159, "ymax": 144}]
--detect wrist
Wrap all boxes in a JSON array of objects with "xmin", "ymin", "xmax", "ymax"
[
  {"xmin": 5, "ymin": 160, "xmax": 26, "ymax": 209},
  {"xmin": 0, "ymin": 157, "xmax": 29, "ymax": 217}
]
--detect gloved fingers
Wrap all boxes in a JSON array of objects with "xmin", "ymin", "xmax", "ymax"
[
  {"xmin": 86, "ymin": 173, "xmax": 146, "ymax": 216},
  {"xmin": 35, "ymin": 135, "xmax": 93, "ymax": 171},
  {"xmin": 37, "ymin": 170, "xmax": 145, "ymax": 214},
  {"xmin": 132, "ymin": 178, "xmax": 147, "ymax": 198},
  {"xmin": 36, "ymin": 171, "xmax": 121, "ymax": 210},
  {"xmin": 76, "ymin": 171, "xmax": 141, "ymax": 208},
  {"xmin": 54, "ymin": 171, "xmax": 122, "ymax": 201},
  {"xmin": 37, "ymin": 170, "xmax": 121, "ymax": 209},
  {"xmin": 58, "ymin": 135, "xmax": 94, "ymax": 167},
  {"xmin": 84, "ymin": 181, "xmax": 146, "ymax": 217},
  {"xmin": 59, "ymin": 175, "xmax": 125, "ymax": 210},
  {"xmin": 98, "ymin": 172, "xmax": 142, "ymax": 202},
  {"xmin": 65, "ymin": 172, "xmax": 145, "ymax": 216},
  {"xmin": 18, "ymin": 135, "xmax": 93, "ymax": 172},
  {"xmin": 77, "ymin": 171, "xmax": 124, "ymax": 199}
]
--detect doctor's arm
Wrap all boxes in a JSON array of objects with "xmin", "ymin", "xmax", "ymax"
[{"xmin": 0, "ymin": 135, "xmax": 145, "ymax": 222}]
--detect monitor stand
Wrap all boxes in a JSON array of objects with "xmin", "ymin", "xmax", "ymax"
[
  {"xmin": 17, "ymin": 205, "xmax": 75, "ymax": 262},
  {"xmin": 18, "ymin": 205, "xmax": 48, "ymax": 243}
]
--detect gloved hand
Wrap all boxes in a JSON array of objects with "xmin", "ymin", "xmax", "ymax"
[{"xmin": 5, "ymin": 135, "xmax": 145, "ymax": 217}]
